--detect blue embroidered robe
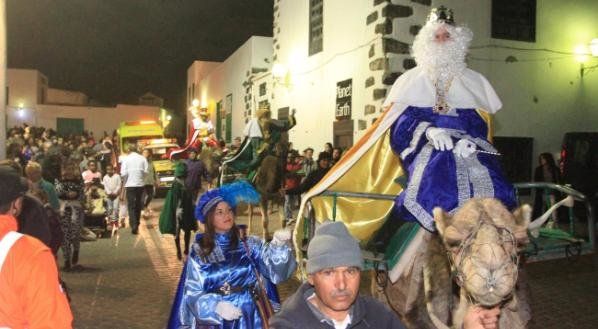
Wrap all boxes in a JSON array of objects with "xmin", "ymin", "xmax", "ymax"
[
  {"xmin": 168, "ymin": 232, "xmax": 296, "ymax": 329},
  {"xmin": 390, "ymin": 107, "xmax": 516, "ymax": 231}
]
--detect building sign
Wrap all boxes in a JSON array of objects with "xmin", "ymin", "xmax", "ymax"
[{"xmin": 335, "ymin": 79, "xmax": 352, "ymax": 120}]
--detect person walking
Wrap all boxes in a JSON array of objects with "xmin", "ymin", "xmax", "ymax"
[
  {"xmin": 159, "ymin": 162, "xmax": 198, "ymax": 260},
  {"xmin": 141, "ymin": 148, "xmax": 158, "ymax": 218},
  {"xmin": 120, "ymin": 143, "xmax": 148, "ymax": 235},
  {"xmin": 55, "ymin": 162, "xmax": 86, "ymax": 271},
  {"xmin": 182, "ymin": 147, "xmax": 210, "ymax": 202}
]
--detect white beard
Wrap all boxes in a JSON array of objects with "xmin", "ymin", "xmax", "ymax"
[
  {"xmin": 417, "ymin": 42, "xmax": 465, "ymax": 88},
  {"xmin": 412, "ymin": 22, "xmax": 471, "ymax": 88}
]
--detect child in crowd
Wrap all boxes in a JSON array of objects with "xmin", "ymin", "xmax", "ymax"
[{"xmin": 102, "ymin": 164, "xmax": 122, "ymax": 233}]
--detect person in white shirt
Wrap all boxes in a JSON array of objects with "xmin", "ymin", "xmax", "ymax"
[
  {"xmin": 102, "ymin": 164, "xmax": 122, "ymax": 225},
  {"xmin": 120, "ymin": 143, "xmax": 148, "ymax": 234}
]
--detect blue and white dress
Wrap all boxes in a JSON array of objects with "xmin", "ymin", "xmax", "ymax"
[
  {"xmin": 168, "ymin": 231, "xmax": 296, "ymax": 329},
  {"xmin": 389, "ymin": 106, "xmax": 516, "ymax": 231},
  {"xmin": 383, "ymin": 66, "xmax": 516, "ymax": 231}
]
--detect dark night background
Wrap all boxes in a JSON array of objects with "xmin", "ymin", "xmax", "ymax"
[{"xmin": 7, "ymin": 0, "xmax": 274, "ymax": 113}]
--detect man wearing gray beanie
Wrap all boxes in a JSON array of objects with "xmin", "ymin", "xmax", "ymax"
[
  {"xmin": 270, "ymin": 221, "xmax": 406, "ymax": 328},
  {"xmin": 270, "ymin": 221, "xmax": 498, "ymax": 329}
]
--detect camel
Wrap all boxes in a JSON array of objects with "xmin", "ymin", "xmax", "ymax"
[
  {"xmin": 248, "ymin": 153, "xmax": 285, "ymax": 240},
  {"xmin": 372, "ymin": 198, "xmax": 533, "ymax": 329}
]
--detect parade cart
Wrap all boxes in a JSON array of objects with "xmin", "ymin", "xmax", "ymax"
[
  {"xmin": 290, "ymin": 106, "xmax": 596, "ymax": 279},
  {"xmin": 296, "ymin": 182, "xmax": 596, "ymax": 276},
  {"xmin": 514, "ymin": 182, "xmax": 596, "ymax": 262}
]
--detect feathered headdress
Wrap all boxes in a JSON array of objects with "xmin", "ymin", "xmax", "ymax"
[{"xmin": 195, "ymin": 180, "xmax": 261, "ymax": 223}]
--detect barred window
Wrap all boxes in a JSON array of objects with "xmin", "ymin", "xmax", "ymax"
[{"xmin": 309, "ymin": 0, "xmax": 323, "ymax": 56}]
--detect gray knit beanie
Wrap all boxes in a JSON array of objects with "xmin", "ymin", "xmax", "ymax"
[{"xmin": 307, "ymin": 221, "xmax": 363, "ymax": 274}]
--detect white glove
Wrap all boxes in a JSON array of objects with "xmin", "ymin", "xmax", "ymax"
[
  {"xmin": 271, "ymin": 228, "xmax": 292, "ymax": 246},
  {"xmin": 425, "ymin": 127, "xmax": 454, "ymax": 151},
  {"xmin": 215, "ymin": 301, "xmax": 243, "ymax": 321},
  {"xmin": 453, "ymin": 139, "xmax": 477, "ymax": 158},
  {"xmin": 175, "ymin": 207, "xmax": 183, "ymax": 221}
]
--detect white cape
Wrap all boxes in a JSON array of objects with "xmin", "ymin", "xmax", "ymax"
[{"xmin": 382, "ymin": 66, "xmax": 502, "ymax": 114}]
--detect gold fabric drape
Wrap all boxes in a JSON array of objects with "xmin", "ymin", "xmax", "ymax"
[{"xmin": 310, "ymin": 130, "xmax": 404, "ymax": 242}]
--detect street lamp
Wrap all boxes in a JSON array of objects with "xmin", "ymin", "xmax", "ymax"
[
  {"xmin": 576, "ymin": 39, "xmax": 598, "ymax": 77},
  {"xmin": 17, "ymin": 103, "xmax": 25, "ymax": 118}
]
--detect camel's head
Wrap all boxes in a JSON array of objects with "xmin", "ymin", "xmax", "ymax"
[{"xmin": 434, "ymin": 198, "xmax": 531, "ymax": 306}]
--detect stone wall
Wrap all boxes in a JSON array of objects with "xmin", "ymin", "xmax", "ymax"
[{"xmin": 363, "ymin": 0, "xmax": 430, "ymax": 120}]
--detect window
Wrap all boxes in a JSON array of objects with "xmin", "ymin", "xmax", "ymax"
[
  {"xmin": 259, "ymin": 82, "xmax": 267, "ymax": 96},
  {"xmin": 491, "ymin": 0, "xmax": 536, "ymax": 42},
  {"xmin": 309, "ymin": 0, "xmax": 324, "ymax": 55}
]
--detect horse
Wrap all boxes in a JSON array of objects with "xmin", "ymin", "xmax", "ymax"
[{"xmin": 372, "ymin": 198, "xmax": 532, "ymax": 329}]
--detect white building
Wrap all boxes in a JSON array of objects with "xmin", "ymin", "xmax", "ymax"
[
  {"xmin": 186, "ymin": 36, "xmax": 273, "ymax": 142},
  {"xmin": 187, "ymin": 0, "xmax": 598, "ymax": 173},
  {"xmin": 7, "ymin": 68, "xmax": 163, "ymax": 137}
]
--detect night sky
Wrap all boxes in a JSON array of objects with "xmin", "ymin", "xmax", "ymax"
[{"xmin": 7, "ymin": 0, "xmax": 274, "ymax": 113}]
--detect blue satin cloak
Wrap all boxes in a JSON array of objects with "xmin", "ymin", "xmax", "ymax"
[
  {"xmin": 167, "ymin": 232, "xmax": 296, "ymax": 329},
  {"xmin": 390, "ymin": 107, "xmax": 516, "ymax": 231}
]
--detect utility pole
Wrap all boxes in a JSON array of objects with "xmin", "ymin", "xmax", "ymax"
[{"xmin": 0, "ymin": 0, "xmax": 6, "ymax": 160}]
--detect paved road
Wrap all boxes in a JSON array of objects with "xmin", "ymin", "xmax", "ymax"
[{"xmin": 62, "ymin": 200, "xmax": 597, "ymax": 328}]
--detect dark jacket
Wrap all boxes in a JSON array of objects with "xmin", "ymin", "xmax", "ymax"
[
  {"xmin": 286, "ymin": 167, "xmax": 330, "ymax": 195},
  {"xmin": 17, "ymin": 194, "xmax": 52, "ymax": 248},
  {"xmin": 269, "ymin": 282, "xmax": 406, "ymax": 329}
]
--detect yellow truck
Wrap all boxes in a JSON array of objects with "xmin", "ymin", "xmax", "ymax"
[{"xmin": 118, "ymin": 121, "xmax": 179, "ymax": 192}]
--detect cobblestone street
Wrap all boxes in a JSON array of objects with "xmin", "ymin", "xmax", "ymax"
[{"xmin": 63, "ymin": 199, "xmax": 597, "ymax": 328}]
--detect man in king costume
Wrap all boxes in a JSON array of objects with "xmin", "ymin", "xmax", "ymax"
[
  {"xmin": 170, "ymin": 105, "xmax": 218, "ymax": 160},
  {"xmin": 385, "ymin": 6, "xmax": 516, "ymax": 231},
  {"xmin": 292, "ymin": 6, "xmax": 516, "ymax": 282}
]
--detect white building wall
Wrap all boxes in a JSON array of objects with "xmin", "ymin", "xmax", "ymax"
[
  {"xmin": 187, "ymin": 60, "xmax": 220, "ymax": 108},
  {"xmin": 7, "ymin": 68, "xmax": 46, "ymax": 108},
  {"xmin": 272, "ymin": 0, "xmax": 378, "ymax": 151},
  {"xmin": 46, "ymin": 88, "xmax": 88, "ymax": 105},
  {"xmin": 7, "ymin": 104, "xmax": 160, "ymax": 138},
  {"xmin": 187, "ymin": 36, "xmax": 273, "ymax": 142}
]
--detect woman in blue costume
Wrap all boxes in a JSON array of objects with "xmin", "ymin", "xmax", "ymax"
[
  {"xmin": 168, "ymin": 181, "xmax": 296, "ymax": 329},
  {"xmin": 384, "ymin": 6, "xmax": 516, "ymax": 231}
]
